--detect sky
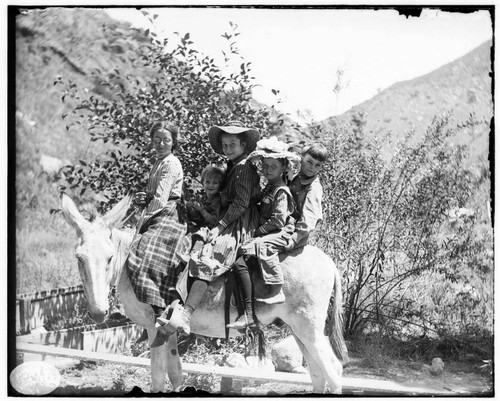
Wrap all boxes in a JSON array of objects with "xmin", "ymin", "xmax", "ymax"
[{"xmin": 105, "ymin": 6, "xmax": 492, "ymax": 123}]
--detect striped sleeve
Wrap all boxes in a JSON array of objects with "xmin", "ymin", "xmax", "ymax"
[
  {"xmin": 219, "ymin": 163, "xmax": 255, "ymax": 228},
  {"xmin": 145, "ymin": 156, "xmax": 183, "ymax": 217}
]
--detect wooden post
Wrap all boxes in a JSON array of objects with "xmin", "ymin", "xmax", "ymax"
[
  {"xmin": 18, "ymin": 298, "xmax": 32, "ymax": 334},
  {"xmin": 220, "ymin": 376, "xmax": 233, "ymax": 394}
]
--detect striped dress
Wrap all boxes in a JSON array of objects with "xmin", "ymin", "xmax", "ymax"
[
  {"xmin": 188, "ymin": 154, "xmax": 261, "ymax": 282},
  {"xmin": 126, "ymin": 153, "xmax": 187, "ymax": 308}
]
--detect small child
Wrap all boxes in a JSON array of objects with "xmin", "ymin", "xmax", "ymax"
[
  {"xmin": 227, "ymin": 137, "xmax": 300, "ymax": 331},
  {"xmin": 285, "ymin": 143, "xmax": 328, "ymax": 251},
  {"xmin": 184, "ymin": 165, "xmax": 226, "ymax": 254},
  {"xmin": 187, "ymin": 166, "xmax": 225, "ymax": 227}
]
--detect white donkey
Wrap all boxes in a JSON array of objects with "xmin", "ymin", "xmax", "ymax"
[{"xmin": 60, "ymin": 193, "xmax": 348, "ymax": 393}]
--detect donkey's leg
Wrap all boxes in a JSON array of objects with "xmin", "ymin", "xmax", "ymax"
[
  {"xmin": 292, "ymin": 333, "xmax": 326, "ymax": 393},
  {"xmin": 288, "ymin": 321, "xmax": 343, "ymax": 394},
  {"xmin": 148, "ymin": 327, "xmax": 168, "ymax": 392},
  {"xmin": 165, "ymin": 334, "xmax": 183, "ymax": 391}
]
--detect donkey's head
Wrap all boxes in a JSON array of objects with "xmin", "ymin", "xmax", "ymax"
[{"xmin": 60, "ymin": 193, "xmax": 132, "ymax": 323}]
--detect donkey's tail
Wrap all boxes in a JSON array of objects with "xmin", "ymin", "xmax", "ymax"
[{"xmin": 328, "ymin": 264, "xmax": 349, "ymax": 366}]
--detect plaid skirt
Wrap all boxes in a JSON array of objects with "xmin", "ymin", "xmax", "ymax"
[
  {"xmin": 126, "ymin": 201, "xmax": 187, "ymax": 308},
  {"xmin": 188, "ymin": 204, "xmax": 259, "ymax": 282}
]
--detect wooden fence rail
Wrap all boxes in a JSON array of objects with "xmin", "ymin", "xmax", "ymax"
[
  {"xmin": 16, "ymin": 286, "xmax": 85, "ymax": 333},
  {"xmin": 15, "ymin": 342, "xmax": 453, "ymax": 396}
]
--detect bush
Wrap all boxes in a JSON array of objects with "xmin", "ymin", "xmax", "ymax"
[{"xmin": 314, "ymin": 113, "xmax": 493, "ymax": 349}]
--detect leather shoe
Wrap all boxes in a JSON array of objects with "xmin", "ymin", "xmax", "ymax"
[
  {"xmin": 256, "ymin": 287, "xmax": 285, "ymax": 304},
  {"xmin": 226, "ymin": 314, "xmax": 255, "ymax": 331}
]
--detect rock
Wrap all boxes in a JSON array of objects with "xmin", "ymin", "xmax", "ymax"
[
  {"xmin": 271, "ymin": 336, "xmax": 303, "ymax": 373},
  {"xmin": 224, "ymin": 353, "xmax": 274, "ymax": 371},
  {"xmin": 245, "ymin": 356, "xmax": 275, "ymax": 372},
  {"xmin": 224, "ymin": 353, "xmax": 246, "ymax": 368},
  {"xmin": 291, "ymin": 366, "xmax": 308, "ymax": 374},
  {"xmin": 430, "ymin": 357, "xmax": 444, "ymax": 376},
  {"xmin": 39, "ymin": 154, "xmax": 65, "ymax": 176}
]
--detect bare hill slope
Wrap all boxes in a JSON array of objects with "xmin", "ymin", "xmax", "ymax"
[{"xmin": 325, "ymin": 41, "xmax": 493, "ymax": 162}]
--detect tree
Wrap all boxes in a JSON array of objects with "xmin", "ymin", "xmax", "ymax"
[{"xmin": 57, "ymin": 17, "xmax": 289, "ymax": 210}]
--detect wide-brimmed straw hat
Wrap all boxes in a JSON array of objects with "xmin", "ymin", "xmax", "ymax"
[
  {"xmin": 208, "ymin": 122, "xmax": 260, "ymax": 155},
  {"xmin": 247, "ymin": 136, "xmax": 301, "ymax": 180}
]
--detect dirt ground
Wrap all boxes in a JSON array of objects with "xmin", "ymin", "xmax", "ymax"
[{"xmin": 50, "ymin": 354, "xmax": 492, "ymax": 397}]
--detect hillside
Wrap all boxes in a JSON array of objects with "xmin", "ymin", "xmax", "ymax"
[
  {"xmin": 16, "ymin": 8, "xmax": 157, "ymax": 161},
  {"xmin": 326, "ymin": 41, "xmax": 493, "ymax": 162},
  {"xmin": 15, "ymin": 8, "xmax": 150, "ymax": 292}
]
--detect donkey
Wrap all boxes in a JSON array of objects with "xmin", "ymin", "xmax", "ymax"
[{"xmin": 60, "ymin": 192, "xmax": 348, "ymax": 393}]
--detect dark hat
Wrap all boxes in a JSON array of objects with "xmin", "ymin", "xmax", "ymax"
[{"xmin": 208, "ymin": 122, "xmax": 260, "ymax": 155}]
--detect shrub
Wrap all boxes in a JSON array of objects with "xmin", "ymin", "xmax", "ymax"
[{"xmin": 315, "ymin": 113, "xmax": 493, "ymax": 347}]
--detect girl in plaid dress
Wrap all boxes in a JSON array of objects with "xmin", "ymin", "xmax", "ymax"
[
  {"xmin": 125, "ymin": 121, "xmax": 187, "ymax": 345},
  {"xmin": 166, "ymin": 123, "xmax": 261, "ymax": 335}
]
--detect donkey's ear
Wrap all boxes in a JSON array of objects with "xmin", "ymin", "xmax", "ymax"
[
  {"xmin": 102, "ymin": 195, "xmax": 132, "ymax": 229},
  {"xmin": 60, "ymin": 193, "xmax": 91, "ymax": 235}
]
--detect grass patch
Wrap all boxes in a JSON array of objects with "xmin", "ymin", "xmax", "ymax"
[{"xmin": 16, "ymin": 214, "xmax": 78, "ymax": 293}]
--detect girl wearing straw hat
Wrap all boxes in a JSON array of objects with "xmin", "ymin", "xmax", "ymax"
[
  {"xmin": 226, "ymin": 136, "xmax": 300, "ymax": 330},
  {"xmin": 161, "ymin": 122, "xmax": 261, "ymax": 335}
]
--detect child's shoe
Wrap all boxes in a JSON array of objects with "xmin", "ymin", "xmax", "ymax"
[
  {"xmin": 166, "ymin": 302, "xmax": 193, "ymax": 336},
  {"xmin": 226, "ymin": 313, "xmax": 255, "ymax": 331},
  {"xmin": 256, "ymin": 285, "xmax": 285, "ymax": 304}
]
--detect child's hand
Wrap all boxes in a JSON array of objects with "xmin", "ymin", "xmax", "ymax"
[
  {"xmin": 192, "ymin": 202, "xmax": 202, "ymax": 212},
  {"xmin": 207, "ymin": 225, "xmax": 222, "ymax": 243},
  {"xmin": 241, "ymin": 237, "xmax": 254, "ymax": 248}
]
